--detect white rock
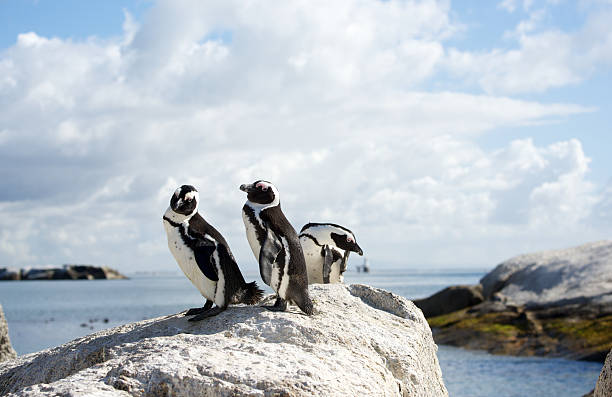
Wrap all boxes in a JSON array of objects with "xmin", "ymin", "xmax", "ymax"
[
  {"xmin": 595, "ymin": 349, "xmax": 612, "ymax": 397},
  {"xmin": 0, "ymin": 284, "xmax": 448, "ymax": 397},
  {"xmin": 480, "ymin": 240, "xmax": 612, "ymax": 307},
  {"xmin": 0, "ymin": 304, "xmax": 17, "ymax": 363}
]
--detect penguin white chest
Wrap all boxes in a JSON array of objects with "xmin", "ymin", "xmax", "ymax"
[
  {"xmin": 301, "ymin": 237, "xmax": 324, "ymax": 284},
  {"xmin": 163, "ymin": 220, "xmax": 218, "ymax": 302},
  {"xmin": 300, "ymin": 236, "xmax": 345, "ymax": 284}
]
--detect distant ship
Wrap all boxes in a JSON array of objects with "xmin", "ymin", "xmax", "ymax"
[{"xmin": 356, "ymin": 258, "xmax": 370, "ymax": 273}]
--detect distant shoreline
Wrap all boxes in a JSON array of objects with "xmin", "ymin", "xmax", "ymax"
[{"xmin": 0, "ymin": 265, "xmax": 127, "ymax": 281}]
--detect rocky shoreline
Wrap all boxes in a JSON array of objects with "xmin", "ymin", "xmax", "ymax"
[
  {"xmin": 415, "ymin": 240, "xmax": 612, "ymax": 362},
  {"xmin": 0, "ymin": 265, "xmax": 127, "ymax": 281}
]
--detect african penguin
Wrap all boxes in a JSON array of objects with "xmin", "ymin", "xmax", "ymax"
[
  {"xmin": 163, "ymin": 185, "xmax": 263, "ymax": 321},
  {"xmin": 240, "ymin": 180, "xmax": 313, "ymax": 315},
  {"xmin": 299, "ymin": 223, "xmax": 363, "ymax": 284}
]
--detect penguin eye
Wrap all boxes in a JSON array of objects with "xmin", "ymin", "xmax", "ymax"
[
  {"xmin": 185, "ymin": 197, "xmax": 192, "ymax": 202},
  {"xmin": 346, "ymin": 236, "xmax": 354, "ymax": 243},
  {"xmin": 256, "ymin": 182, "xmax": 269, "ymax": 191}
]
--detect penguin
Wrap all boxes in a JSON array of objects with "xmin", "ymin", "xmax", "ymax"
[
  {"xmin": 239, "ymin": 180, "xmax": 313, "ymax": 315},
  {"xmin": 163, "ymin": 185, "xmax": 264, "ymax": 321},
  {"xmin": 299, "ymin": 223, "xmax": 363, "ymax": 284}
]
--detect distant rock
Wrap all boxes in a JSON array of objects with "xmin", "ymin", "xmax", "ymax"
[
  {"xmin": 0, "ymin": 265, "xmax": 127, "ymax": 281},
  {"xmin": 422, "ymin": 241, "xmax": 612, "ymax": 362},
  {"xmin": 595, "ymin": 349, "xmax": 612, "ymax": 397},
  {"xmin": 480, "ymin": 240, "xmax": 612, "ymax": 308},
  {"xmin": 0, "ymin": 269, "xmax": 20, "ymax": 281},
  {"xmin": 413, "ymin": 285, "xmax": 483, "ymax": 318},
  {"xmin": 0, "ymin": 284, "xmax": 448, "ymax": 396},
  {"xmin": 0, "ymin": 304, "xmax": 16, "ymax": 363}
]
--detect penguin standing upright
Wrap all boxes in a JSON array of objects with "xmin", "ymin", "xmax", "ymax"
[
  {"xmin": 163, "ymin": 185, "xmax": 263, "ymax": 321},
  {"xmin": 299, "ymin": 223, "xmax": 363, "ymax": 284},
  {"xmin": 239, "ymin": 180, "xmax": 313, "ymax": 315}
]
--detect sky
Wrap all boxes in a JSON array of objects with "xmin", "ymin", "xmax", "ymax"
[{"xmin": 0, "ymin": 0, "xmax": 611, "ymax": 274}]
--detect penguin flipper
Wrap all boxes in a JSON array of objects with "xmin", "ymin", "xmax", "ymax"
[
  {"xmin": 186, "ymin": 215, "xmax": 220, "ymax": 281},
  {"xmin": 322, "ymin": 245, "xmax": 333, "ymax": 284},
  {"xmin": 259, "ymin": 228, "xmax": 283, "ymax": 285},
  {"xmin": 340, "ymin": 250, "xmax": 350, "ymax": 274},
  {"xmin": 193, "ymin": 241, "xmax": 219, "ymax": 281}
]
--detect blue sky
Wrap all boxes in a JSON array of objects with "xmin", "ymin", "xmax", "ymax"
[{"xmin": 0, "ymin": 0, "xmax": 610, "ymax": 272}]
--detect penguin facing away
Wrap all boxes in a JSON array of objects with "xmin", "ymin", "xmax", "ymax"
[
  {"xmin": 299, "ymin": 223, "xmax": 363, "ymax": 284},
  {"xmin": 240, "ymin": 180, "xmax": 313, "ymax": 315},
  {"xmin": 163, "ymin": 185, "xmax": 263, "ymax": 321}
]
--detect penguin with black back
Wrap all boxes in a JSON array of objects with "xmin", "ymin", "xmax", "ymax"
[
  {"xmin": 163, "ymin": 185, "xmax": 264, "ymax": 321},
  {"xmin": 299, "ymin": 223, "xmax": 363, "ymax": 284},
  {"xmin": 240, "ymin": 180, "xmax": 314, "ymax": 315}
]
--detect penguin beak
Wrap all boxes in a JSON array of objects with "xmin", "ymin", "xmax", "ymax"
[
  {"xmin": 239, "ymin": 183, "xmax": 253, "ymax": 193},
  {"xmin": 355, "ymin": 244, "xmax": 363, "ymax": 256}
]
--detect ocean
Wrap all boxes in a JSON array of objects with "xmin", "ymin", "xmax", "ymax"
[{"xmin": 0, "ymin": 268, "xmax": 603, "ymax": 396}]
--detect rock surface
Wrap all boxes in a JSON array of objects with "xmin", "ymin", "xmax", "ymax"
[
  {"xmin": 480, "ymin": 240, "xmax": 612, "ymax": 307},
  {"xmin": 413, "ymin": 285, "xmax": 483, "ymax": 318},
  {"xmin": 0, "ymin": 284, "xmax": 448, "ymax": 396},
  {"xmin": 0, "ymin": 265, "xmax": 127, "ymax": 281},
  {"xmin": 423, "ymin": 241, "xmax": 612, "ymax": 362},
  {"xmin": 0, "ymin": 304, "xmax": 17, "ymax": 363},
  {"xmin": 595, "ymin": 349, "xmax": 612, "ymax": 397}
]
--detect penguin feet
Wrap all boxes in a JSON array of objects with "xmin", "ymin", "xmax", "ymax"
[
  {"xmin": 264, "ymin": 297, "xmax": 288, "ymax": 312},
  {"xmin": 185, "ymin": 307, "xmax": 209, "ymax": 316},
  {"xmin": 188, "ymin": 306, "xmax": 225, "ymax": 321},
  {"xmin": 185, "ymin": 299, "xmax": 214, "ymax": 316}
]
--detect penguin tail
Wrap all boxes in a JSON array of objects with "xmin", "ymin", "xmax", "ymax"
[{"xmin": 239, "ymin": 281, "xmax": 265, "ymax": 305}]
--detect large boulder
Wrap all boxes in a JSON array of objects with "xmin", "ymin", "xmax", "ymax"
[
  {"xmin": 595, "ymin": 349, "xmax": 612, "ymax": 397},
  {"xmin": 0, "ymin": 284, "xmax": 448, "ymax": 396},
  {"xmin": 413, "ymin": 285, "xmax": 484, "ymax": 318},
  {"xmin": 0, "ymin": 304, "xmax": 17, "ymax": 363},
  {"xmin": 480, "ymin": 240, "xmax": 612, "ymax": 307}
]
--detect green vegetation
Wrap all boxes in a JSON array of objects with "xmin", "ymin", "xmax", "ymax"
[
  {"xmin": 543, "ymin": 315, "xmax": 612, "ymax": 350},
  {"xmin": 428, "ymin": 310, "xmax": 524, "ymax": 338}
]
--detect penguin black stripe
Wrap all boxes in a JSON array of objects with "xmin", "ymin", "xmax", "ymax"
[
  {"xmin": 299, "ymin": 233, "xmax": 322, "ymax": 246},
  {"xmin": 242, "ymin": 205, "xmax": 267, "ymax": 246},
  {"xmin": 300, "ymin": 222, "xmax": 354, "ymax": 235},
  {"xmin": 163, "ymin": 216, "xmax": 181, "ymax": 228}
]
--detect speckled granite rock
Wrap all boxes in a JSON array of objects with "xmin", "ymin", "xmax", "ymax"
[
  {"xmin": 0, "ymin": 284, "xmax": 447, "ymax": 397},
  {"xmin": 480, "ymin": 240, "xmax": 612, "ymax": 307},
  {"xmin": 595, "ymin": 349, "xmax": 612, "ymax": 397},
  {"xmin": 0, "ymin": 304, "xmax": 17, "ymax": 363}
]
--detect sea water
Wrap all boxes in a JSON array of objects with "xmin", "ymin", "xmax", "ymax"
[{"xmin": 0, "ymin": 269, "xmax": 603, "ymax": 396}]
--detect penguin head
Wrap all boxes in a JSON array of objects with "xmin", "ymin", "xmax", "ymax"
[
  {"xmin": 239, "ymin": 180, "xmax": 279, "ymax": 206},
  {"xmin": 331, "ymin": 231, "xmax": 363, "ymax": 256},
  {"xmin": 170, "ymin": 185, "xmax": 199, "ymax": 216}
]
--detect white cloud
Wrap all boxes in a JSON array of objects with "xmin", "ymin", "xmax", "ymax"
[
  {"xmin": 447, "ymin": 5, "xmax": 612, "ymax": 94},
  {"xmin": 0, "ymin": 0, "xmax": 609, "ymax": 271}
]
